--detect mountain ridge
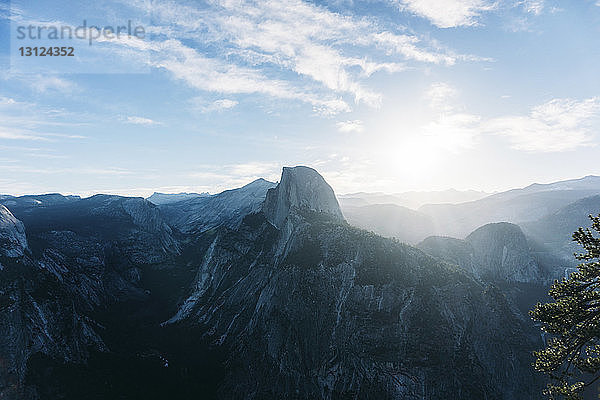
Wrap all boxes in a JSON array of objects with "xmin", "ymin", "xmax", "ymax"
[{"xmin": 3, "ymin": 167, "xmax": 597, "ymax": 399}]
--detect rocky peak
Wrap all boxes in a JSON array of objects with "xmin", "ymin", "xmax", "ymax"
[
  {"xmin": 0, "ymin": 205, "xmax": 28, "ymax": 258},
  {"xmin": 465, "ymin": 222, "xmax": 543, "ymax": 282},
  {"xmin": 262, "ymin": 166, "xmax": 344, "ymax": 229}
]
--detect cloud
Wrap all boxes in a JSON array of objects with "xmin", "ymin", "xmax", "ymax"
[
  {"xmin": 117, "ymin": 0, "xmax": 475, "ymax": 113},
  {"xmin": 421, "ymin": 112, "xmax": 481, "ymax": 152},
  {"xmin": 336, "ymin": 120, "xmax": 364, "ymax": 133},
  {"xmin": 522, "ymin": 0, "xmax": 545, "ymax": 15},
  {"xmin": 0, "ymin": 127, "xmax": 47, "ymax": 141},
  {"xmin": 418, "ymin": 82, "xmax": 481, "ymax": 152},
  {"xmin": 24, "ymin": 75, "xmax": 79, "ymax": 94},
  {"xmin": 0, "ymin": 165, "xmax": 133, "ymax": 176},
  {"xmin": 187, "ymin": 162, "xmax": 282, "ymax": 191},
  {"xmin": 426, "ymin": 82, "xmax": 459, "ymax": 111},
  {"xmin": 192, "ymin": 98, "xmax": 239, "ymax": 113},
  {"xmin": 116, "ymin": 37, "xmax": 352, "ymax": 115},
  {"xmin": 394, "ymin": 0, "xmax": 496, "ymax": 28},
  {"xmin": 418, "ymin": 84, "xmax": 598, "ymax": 153},
  {"xmin": 484, "ymin": 98, "xmax": 600, "ymax": 152},
  {"xmin": 0, "ymin": 96, "xmax": 88, "ymax": 141},
  {"xmin": 126, "ymin": 116, "xmax": 162, "ymax": 125},
  {"xmin": 10, "ymin": 0, "xmax": 484, "ymax": 115}
]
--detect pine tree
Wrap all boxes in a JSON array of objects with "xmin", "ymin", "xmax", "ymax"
[{"xmin": 531, "ymin": 214, "xmax": 600, "ymax": 399}]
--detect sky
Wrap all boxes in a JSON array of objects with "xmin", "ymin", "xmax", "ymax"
[{"xmin": 0, "ymin": 0, "xmax": 599, "ymax": 197}]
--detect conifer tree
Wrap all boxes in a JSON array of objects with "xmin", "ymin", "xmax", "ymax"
[{"xmin": 531, "ymin": 214, "xmax": 600, "ymax": 399}]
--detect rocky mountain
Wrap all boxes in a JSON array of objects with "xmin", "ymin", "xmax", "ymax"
[
  {"xmin": 415, "ymin": 222, "xmax": 569, "ymax": 368},
  {"xmin": 338, "ymin": 188, "xmax": 490, "ymax": 210},
  {"xmin": 419, "ymin": 175, "xmax": 600, "ymax": 238},
  {"xmin": 0, "ymin": 205, "xmax": 28, "ymax": 261},
  {"xmin": 523, "ymin": 195, "xmax": 600, "ymax": 262},
  {"xmin": 158, "ymin": 178, "xmax": 276, "ymax": 233},
  {"xmin": 147, "ymin": 192, "xmax": 210, "ymax": 205},
  {"xmin": 418, "ymin": 222, "xmax": 560, "ymax": 284},
  {"xmin": 263, "ymin": 166, "xmax": 344, "ymax": 229},
  {"xmin": 417, "ymin": 236, "xmax": 479, "ymax": 277},
  {"xmin": 161, "ymin": 167, "xmax": 544, "ymax": 399},
  {"xmin": 0, "ymin": 193, "xmax": 81, "ymax": 211},
  {"xmin": 465, "ymin": 223, "xmax": 547, "ymax": 283},
  {"xmin": 0, "ymin": 206, "xmax": 106, "ymax": 399},
  {"xmin": 341, "ymin": 203, "xmax": 434, "ymax": 244},
  {"xmin": 0, "ymin": 193, "xmax": 194, "ymax": 399},
  {"xmin": 0, "ymin": 168, "xmax": 553, "ymax": 399}
]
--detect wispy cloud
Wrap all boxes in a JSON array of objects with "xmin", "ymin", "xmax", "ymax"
[
  {"xmin": 0, "ymin": 127, "xmax": 47, "ymax": 141},
  {"xmin": 0, "ymin": 95, "xmax": 88, "ymax": 141},
  {"xmin": 484, "ymin": 98, "xmax": 600, "ymax": 152},
  {"xmin": 0, "ymin": 165, "xmax": 133, "ymax": 176},
  {"xmin": 21, "ymin": 75, "xmax": 79, "ymax": 94},
  {"xmin": 425, "ymin": 82, "xmax": 459, "ymax": 111},
  {"xmin": 187, "ymin": 162, "xmax": 282, "ymax": 191},
  {"xmin": 126, "ymin": 116, "xmax": 162, "ymax": 125},
  {"xmin": 192, "ymin": 98, "xmax": 239, "ymax": 113},
  {"xmin": 393, "ymin": 0, "xmax": 496, "ymax": 28},
  {"xmin": 422, "ymin": 113, "xmax": 482, "ymax": 152},
  {"xmin": 7, "ymin": 0, "xmax": 484, "ymax": 114},
  {"xmin": 420, "ymin": 85, "xmax": 599, "ymax": 153},
  {"xmin": 336, "ymin": 120, "xmax": 364, "ymax": 133},
  {"xmin": 113, "ymin": 0, "xmax": 477, "ymax": 113},
  {"xmin": 521, "ymin": 0, "xmax": 545, "ymax": 15}
]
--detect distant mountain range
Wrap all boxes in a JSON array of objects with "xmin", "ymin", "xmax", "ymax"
[
  {"xmin": 341, "ymin": 175, "xmax": 600, "ymax": 251},
  {"xmin": 0, "ymin": 170, "xmax": 598, "ymax": 399},
  {"xmin": 338, "ymin": 188, "xmax": 491, "ymax": 210},
  {"xmin": 147, "ymin": 192, "xmax": 211, "ymax": 205}
]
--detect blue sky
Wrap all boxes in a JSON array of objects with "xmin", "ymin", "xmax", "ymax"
[{"xmin": 0, "ymin": 0, "xmax": 599, "ymax": 196}]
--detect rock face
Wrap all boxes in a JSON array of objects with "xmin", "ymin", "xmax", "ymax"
[
  {"xmin": 418, "ymin": 222, "xmax": 551, "ymax": 284},
  {"xmin": 0, "ymin": 205, "xmax": 28, "ymax": 259},
  {"xmin": 0, "ymin": 169, "xmax": 554, "ymax": 399},
  {"xmin": 0, "ymin": 194, "xmax": 185, "ymax": 399},
  {"xmin": 263, "ymin": 166, "xmax": 344, "ymax": 229},
  {"xmin": 165, "ymin": 168, "xmax": 544, "ymax": 399},
  {"xmin": 465, "ymin": 222, "xmax": 545, "ymax": 283},
  {"xmin": 417, "ymin": 235, "xmax": 478, "ymax": 276},
  {"xmin": 523, "ymin": 194, "xmax": 600, "ymax": 262},
  {"xmin": 0, "ymin": 205, "xmax": 107, "ymax": 400},
  {"xmin": 147, "ymin": 192, "xmax": 209, "ymax": 205},
  {"xmin": 159, "ymin": 178, "xmax": 276, "ymax": 233}
]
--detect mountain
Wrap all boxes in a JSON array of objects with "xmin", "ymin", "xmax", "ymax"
[
  {"xmin": 147, "ymin": 192, "xmax": 210, "ymax": 205},
  {"xmin": 263, "ymin": 166, "xmax": 344, "ymax": 229},
  {"xmin": 162, "ymin": 167, "xmax": 543, "ymax": 399},
  {"xmin": 416, "ymin": 222, "xmax": 567, "ymax": 358},
  {"xmin": 0, "ymin": 206, "xmax": 108, "ymax": 400},
  {"xmin": 418, "ymin": 222, "xmax": 558, "ymax": 284},
  {"xmin": 417, "ymin": 236, "xmax": 479, "ymax": 276},
  {"xmin": 341, "ymin": 203, "xmax": 434, "ymax": 244},
  {"xmin": 0, "ymin": 193, "xmax": 81, "ymax": 212},
  {"xmin": 490, "ymin": 175, "xmax": 600, "ymax": 200},
  {"xmin": 338, "ymin": 188, "xmax": 490, "ymax": 210},
  {"xmin": 0, "ymin": 167, "xmax": 550, "ymax": 399},
  {"xmin": 419, "ymin": 175, "xmax": 600, "ymax": 238},
  {"xmin": 523, "ymin": 194, "xmax": 600, "ymax": 262},
  {"xmin": 0, "ymin": 193, "xmax": 202, "ymax": 400},
  {"xmin": 0, "ymin": 205, "xmax": 28, "ymax": 261},
  {"xmin": 466, "ymin": 223, "xmax": 547, "ymax": 283},
  {"xmin": 7, "ymin": 194, "xmax": 180, "ymax": 265},
  {"xmin": 158, "ymin": 178, "xmax": 276, "ymax": 233}
]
